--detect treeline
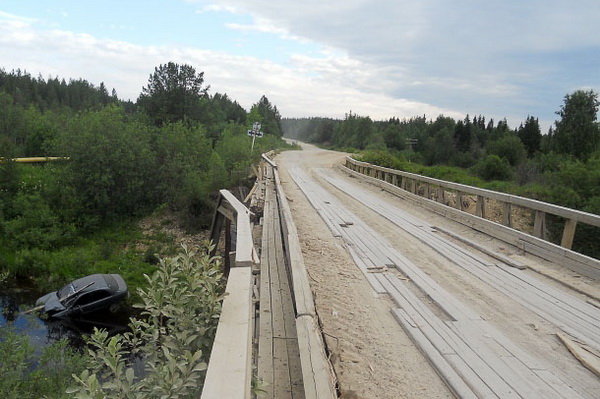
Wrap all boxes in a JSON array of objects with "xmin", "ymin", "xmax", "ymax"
[
  {"xmin": 0, "ymin": 63, "xmax": 286, "ymax": 280},
  {"xmin": 0, "ymin": 68, "xmax": 123, "ymax": 112},
  {"xmin": 282, "ymin": 90, "xmax": 600, "ymax": 256}
]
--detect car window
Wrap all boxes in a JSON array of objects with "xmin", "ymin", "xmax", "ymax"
[
  {"xmin": 57, "ymin": 284, "xmax": 75, "ymax": 300},
  {"xmin": 74, "ymin": 290, "xmax": 111, "ymax": 306}
]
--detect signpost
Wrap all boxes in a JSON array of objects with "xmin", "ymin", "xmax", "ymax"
[{"xmin": 248, "ymin": 122, "xmax": 264, "ymax": 152}]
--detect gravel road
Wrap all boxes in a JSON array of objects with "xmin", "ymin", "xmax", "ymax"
[{"xmin": 275, "ymin": 143, "xmax": 600, "ymax": 399}]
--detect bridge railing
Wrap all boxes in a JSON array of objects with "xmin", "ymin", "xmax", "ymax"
[
  {"xmin": 344, "ymin": 156, "xmax": 600, "ymax": 279},
  {"xmin": 202, "ymin": 189, "xmax": 257, "ymax": 399},
  {"xmin": 268, "ymin": 155, "xmax": 338, "ymax": 399}
]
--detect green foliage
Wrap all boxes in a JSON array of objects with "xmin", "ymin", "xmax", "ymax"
[
  {"xmin": 250, "ymin": 95, "xmax": 283, "ymax": 137},
  {"xmin": 3, "ymin": 192, "xmax": 75, "ymax": 250},
  {"xmin": 69, "ymin": 244, "xmax": 224, "ymax": 399},
  {"xmin": 53, "ymin": 105, "xmax": 157, "ymax": 220},
  {"xmin": 332, "ymin": 111, "xmax": 376, "ymax": 150},
  {"xmin": 357, "ymin": 150, "xmax": 406, "ymax": 170},
  {"xmin": 215, "ymin": 124, "xmax": 255, "ymax": 184},
  {"xmin": 137, "ymin": 62, "xmax": 208, "ymax": 126},
  {"xmin": 550, "ymin": 89, "xmax": 600, "ymax": 160},
  {"xmin": 517, "ymin": 116, "xmax": 542, "ymax": 157},
  {"xmin": 0, "ymin": 68, "xmax": 120, "ymax": 113},
  {"xmin": 474, "ymin": 154, "xmax": 513, "ymax": 181},
  {"xmin": 486, "ymin": 133, "xmax": 526, "ymax": 166},
  {"xmin": 0, "ymin": 328, "xmax": 87, "ymax": 399}
]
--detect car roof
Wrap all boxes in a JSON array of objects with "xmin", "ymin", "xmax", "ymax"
[{"xmin": 58, "ymin": 274, "xmax": 119, "ymax": 299}]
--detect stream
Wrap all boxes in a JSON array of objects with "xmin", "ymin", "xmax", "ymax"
[{"xmin": 0, "ymin": 281, "xmax": 132, "ymax": 352}]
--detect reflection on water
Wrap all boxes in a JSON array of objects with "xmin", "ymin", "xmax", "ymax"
[{"xmin": 1, "ymin": 284, "xmax": 132, "ymax": 352}]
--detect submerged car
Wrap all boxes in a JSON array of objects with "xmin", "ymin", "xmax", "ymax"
[{"xmin": 35, "ymin": 274, "xmax": 128, "ymax": 318}]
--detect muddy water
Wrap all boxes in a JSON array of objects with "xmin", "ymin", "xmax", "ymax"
[{"xmin": 0, "ymin": 282, "xmax": 131, "ymax": 351}]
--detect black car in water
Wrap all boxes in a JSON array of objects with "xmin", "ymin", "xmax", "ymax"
[{"xmin": 35, "ymin": 274, "xmax": 128, "ymax": 318}]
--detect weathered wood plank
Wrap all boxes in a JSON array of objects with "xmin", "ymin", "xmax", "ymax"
[
  {"xmin": 392, "ymin": 308, "xmax": 479, "ymax": 399},
  {"xmin": 201, "ymin": 267, "xmax": 254, "ymax": 399},
  {"xmin": 275, "ymin": 167, "xmax": 339, "ymax": 398}
]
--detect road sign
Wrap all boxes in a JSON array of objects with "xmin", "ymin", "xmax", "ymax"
[{"xmin": 249, "ymin": 122, "xmax": 264, "ymax": 151}]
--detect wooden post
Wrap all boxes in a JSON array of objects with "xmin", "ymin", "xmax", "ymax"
[
  {"xmin": 424, "ymin": 183, "xmax": 430, "ymax": 199},
  {"xmin": 438, "ymin": 187, "xmax": 445, "ymax": 204},
  {"xmin": 533, "ymin": 210, "xmax": 547, "ymax": 240},
  {"xmin": 457, "ymin": 192, "xmax": 464, "ymax": 211},
  {"xmin": 401, "ymin": 177, "xmax": 407, "ymax": 190},
  {"xmin": 475, "ymin": 195, "xmax": 486, "ymax": 218},
  {"xmin": 392, "ymin": 174, "xmax": 398, "ymax": 186},
  {"xmin": 503, "ymin": 202, "xmax": 512, "ymax": 227},
  {"xmin": 561, "ymin": 218, "xmax": 578, "ymax": 249}
]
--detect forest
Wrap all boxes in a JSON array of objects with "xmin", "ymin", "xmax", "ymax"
[
  {"xmin": 282, "ymin": 89, "xmax": 600, "ymax": 256},
  {"xmin": 0, "ymin": 64, "xmax": 288, "ymax": 287},
  {"xmin": 0, "ymin": 64, "xmax": 292, "ymax": 398}
]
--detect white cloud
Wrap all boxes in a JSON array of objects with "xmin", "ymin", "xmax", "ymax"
[
  {"xmin": 0, "ymin": 10, "xmax": 459, "ymax": 122},
  {"xmin": 3, "ymin": 0, "xmax": 599, "ymax": 134}
]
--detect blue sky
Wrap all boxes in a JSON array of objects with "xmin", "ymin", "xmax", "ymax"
[{"xmin": 1, "ymin": 0, "xmax": 599, "ymax": 132}]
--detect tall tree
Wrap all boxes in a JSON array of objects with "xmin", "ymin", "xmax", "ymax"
[
  {"xmin": 137, "ymin": 62, "xmax": 209, "ymax": 126},
  {"xmin": 517, "ymin": 116, "xmax": 542, "ymax": 157},
  {"xmin": 551, "ymin": 89, "xmax": 600, "ymax": 160},
  {"xmin": 249, "ymin": 95, "xmax": 282, "ymax": 137}
]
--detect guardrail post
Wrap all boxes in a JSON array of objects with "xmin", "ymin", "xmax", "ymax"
[
  {"xmin": 533, "ymin": 211, "xmax": 547, "ymax": 240},
  {"xmin": 438, "ymin": 187, "xmax": 445, "ymax": 204},
  {"xmin": 561, "ymin": 218, "xmax": 578, "ymax": 250},
  {"xmin": 503, "ymin": 202, "xmax": 512, "ymax": 227},
  {"xmin": 457, "ymin": 192, "xmax": 464, "ymax": 211},
  {"xmin": 476, "ymin": 195, "xmax": 486, "ymax": 218}
]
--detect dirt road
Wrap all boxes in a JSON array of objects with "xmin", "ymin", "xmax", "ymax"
[{"xmin": 275, "ymin": 143, "xmax": 600, "ymax": 399}]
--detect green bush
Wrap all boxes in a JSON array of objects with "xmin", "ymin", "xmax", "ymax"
[
  {"xmin": 0, "ymin": 329, "xmax": 87, "ymax": 399},
  {"xmin": 70, "ymin": 243, "xmax": 224, "ymax": 399},
  {"xmin": 474, "ymin": 154, "xmax": 512, "ymax": 181}
]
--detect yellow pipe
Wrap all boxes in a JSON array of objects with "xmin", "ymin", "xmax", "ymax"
[{"xmin": 1, "ymin": 157, "xmax": 69, "ymax": 163}]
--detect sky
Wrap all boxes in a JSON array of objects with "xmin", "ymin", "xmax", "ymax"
[{"xmin": 1, "ymin": 0, "xmax": 599, "ymax": 133}]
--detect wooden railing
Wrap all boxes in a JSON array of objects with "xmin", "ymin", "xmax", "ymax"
[
  {"xmin": 344, "ymin": 157, "xmax": 600, "ymax": 280},
  {"xmin": 202, "ymin": 190, "xmax": 257, "ymax": 399},
  {"xmin": 202, "ymin": 155, "xmax": 336, "ymax": 398},
  {"xmin": 269, "ymin": 156, "xmax": 338, "ymax": 399}
]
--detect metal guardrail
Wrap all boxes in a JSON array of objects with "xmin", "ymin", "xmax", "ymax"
[
  {"xmin": 202, "ymin": 189, "xmax": 257, "ymax": 399},
  {"xmin": 344, "ymin": 156, "xmax": 600, "ymax": 280}
]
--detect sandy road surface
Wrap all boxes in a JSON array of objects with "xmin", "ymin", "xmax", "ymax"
[{"xmin": 274, "ymin": 143, "xmax": 600, "ymax": 399}]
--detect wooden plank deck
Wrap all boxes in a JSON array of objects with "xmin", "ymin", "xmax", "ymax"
[
  {"xmin": 289, "ymin": 166, "xmax": 594, "ymax": 399},
  {"xmin": 320, "ymin": 170, "xmax": 600, "ymax": 353},
  {"xmin": 257, "ymin": 169, "xmax": 305, "ymax": 398}
]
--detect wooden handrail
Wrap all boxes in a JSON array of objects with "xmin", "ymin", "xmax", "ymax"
[
  {"xmin": 345, "ymin": 157, "xmax": 600, "ymax": 249},
  {"xmin": 344, "ymin": 156, "xmax": 600, "ymax": 280},
  {"xmin": 202, "ymin": 190, "xmax": 257, "ymax": 399}
]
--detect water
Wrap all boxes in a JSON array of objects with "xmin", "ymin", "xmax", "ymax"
[{"xmin": 1, "ymin": 282, "xmax": 132, "ymax": 352}]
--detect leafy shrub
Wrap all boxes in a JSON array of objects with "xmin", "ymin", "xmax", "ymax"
[
  {"xmin": 487, "ymin": 134, "xmax": 526, "ymax": 166},
  {"xmin": 70, "ymin": 243, "xmax": 224, "ymax": 399},
  {"xmin": 474, "ymin": 154, "xmax": 512, "ymax": 181},
  {"xmin": 0, "ymin": 329, "xmax": 87, "ymax": 399}
]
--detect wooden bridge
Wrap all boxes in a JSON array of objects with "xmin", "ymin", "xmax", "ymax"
[{"xmin": 200, "ymin": 149, "xmax": 600, "ymax": 398}]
